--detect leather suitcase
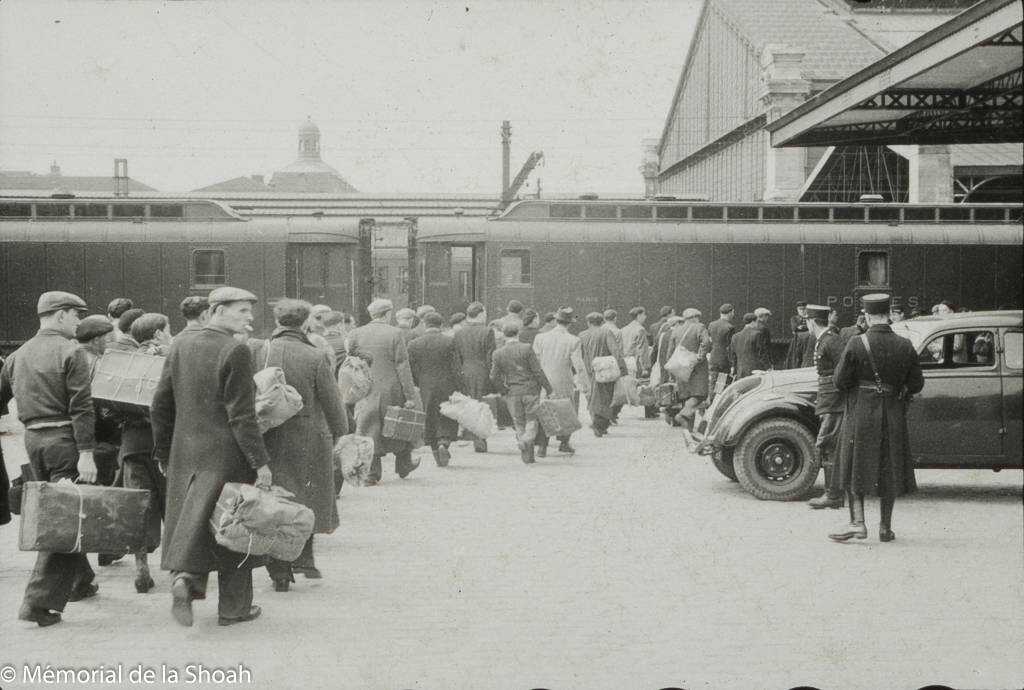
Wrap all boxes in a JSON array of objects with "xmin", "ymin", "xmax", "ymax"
[
  {"xmin": 19, "ymin": 482, "xmax": 152, "ymax": 554},
  {"xmin": 535, "ymin": 398, "xmax": 582, "ymax": 437},
  {"xmin": 382, "ymin": 406, "xmax": 426, "ymax": 443},
  {"xmin": 90, "ymin": 350, "xmax": 166, "ymax": 412}
]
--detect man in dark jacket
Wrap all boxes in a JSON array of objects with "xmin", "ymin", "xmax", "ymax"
[
  {"xmin": 828, "ymin": 293, "xmax": 924, "ymax": 543},
  {"xmin": 579, "ymin": 312, "xmax": 627, "ymax": 437},
  {"xmin": 151, "ymin": 287, "xmax": 273, "ymax": 627},
  {"xmin": 490, "ymin": 323, "xmax": 552, "ymax": 463},
  {"xmin": 408, "ymin": 312, "xmax": 462, "ymax": 467},
  {"xmin": 731, "ymin": 312, "xmax": 770, "ymax": 378},
  {"xmin": 453, "ymin": 302, "xmax": 495, "ymax": 453},
  {"xmin": 838, "ymin": 312, "xmax": 867, "ymax": 345},
  {"xmin": 804, "ymin": 305, "xmax": 846, "ymax": 510},
  {"xmin": 706, "ymin": 303, "xmax": 735, "ymax": 404},
  {"xmin": 250, "ymin": 299, "xmax": 347, "ymax": 590},
  {"xmin": 173, "ymin": 296, "xmax": 208, "ymax": 345},
  {"xmin": 1, "ymin": 291, "xmax": 97, "ymax": 627}
]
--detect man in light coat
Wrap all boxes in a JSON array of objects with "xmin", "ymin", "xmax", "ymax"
[
  {"xmin": 347, "ymin": 298, "xmax": 422, "ymax": 484},
  {"xmin": 532, "ymin": 307, "xmax": 585, "ymax": 454}
]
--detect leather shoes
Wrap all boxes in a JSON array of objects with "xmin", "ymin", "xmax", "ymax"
[
  {"xmin": 558, "ymin": 442, "xmax": 575, "ymax": 454},
  {"xmin": 295, "ymin": 566, "xmax": 322, "ymax": 580},
  {"xmin": 19, "ymin": 604, "xmax": 62, "ymax": 627},
  {"xmin": 135, "ymin": 575, "xmax": 156, "ymax": 594},
  {"xmin": 879, "ymin": 527, "xmax": 896, "ymax": 542},
  {"xmin": 435, "ymin": 446, "xmax": 451, "ymax": 467},
  {"xmin": 97, "ymin": 553, "xmax": 124, "ymax": 567},
  {"xmin": 273, "ymin": 578, "xmax": 290, "ymax": 592},
  {"xmin": 68, "ymin": 582, "xmax": 98, "ymax": 602},
  {"xmin": 473, "ymin": 440, "xmax": 488, "ymax": 453},
  {"xmin": 808, "ymin": 493, "xmax": 845, "ymax": 510},
  {"xmin": 218, "ymin": 605, "xmax": 262, "ymax": 626},
  {"xmin": 170, "ymin": 578, "xmax": 194, "ymax": 627},
  {"xmin": 828, "ymin": 523, "xmax": 868, "ymax": 542}
]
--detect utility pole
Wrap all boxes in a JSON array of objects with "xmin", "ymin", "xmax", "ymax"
[{"xmin": 501, "ymin": 120, "xmax": 511, "ymax": 199}]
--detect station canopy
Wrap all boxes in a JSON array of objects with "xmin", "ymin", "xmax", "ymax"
[{"xmin": 769, "ymin": 0, "xmax": 1023, "ymax": 147}]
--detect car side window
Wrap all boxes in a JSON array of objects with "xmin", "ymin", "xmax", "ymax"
[
  {"xmin": 1004, "ymin": 331, "xmax": 1022, "ymax": 370},
  {"xmin": 919, "ymin": 331, "xmax": 996, "ymax": 369}
]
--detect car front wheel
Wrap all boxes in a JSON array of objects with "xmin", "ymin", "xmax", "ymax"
[{"xmin": 734, "ymin": 418, "xmax": 819, "ymax": 501}]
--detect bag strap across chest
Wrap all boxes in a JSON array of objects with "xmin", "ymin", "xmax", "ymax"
[{"xmin": 860, "ymin": 333, "xmax": 885, "ymax": 394}]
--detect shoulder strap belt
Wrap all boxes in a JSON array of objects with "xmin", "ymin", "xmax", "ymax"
[{"xmin": 859, "ymin": 333, "xmax": 885, "ymax": 395}]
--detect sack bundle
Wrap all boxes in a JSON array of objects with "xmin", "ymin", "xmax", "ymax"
[
  {"xmin": 591, "ymin": 356, "xmax": 621, "ymax": 384},
  {"xmin": 612, "ymin": 375, "xmax": 641, "ymax": 407},
  {"xmin": 440, "ymin": 392, "xmax": 496, "ymax": 439},
  {"xmin": 253, "ymin": 367, "xmax": 304, "ymax": 434},
  {"xmin": 665, "ymin": 344, "xmax": 700, "ymax": 382},
  {"xmin": 210, "ymin": 483, "xmax": 314, "ymax": 562},
  {"xmin": 337, "ymin": 356, "xmax": 373, "ymax": 405},
  {"xmin": 635, "ymin": 380, "xmax": 658, "ymax": 407},
  {"xmin": 333, "ymin": 434, "xmax": 375, "ymax": 486}
]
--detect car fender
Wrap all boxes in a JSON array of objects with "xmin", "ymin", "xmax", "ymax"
[{"xmin": 714, "ymin": 392, "xmax": 818, "ymax": 448}]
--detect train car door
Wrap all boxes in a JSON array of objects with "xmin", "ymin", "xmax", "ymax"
[
  {"xmin": 287, "ymin": 244, "xmax": 354, "ymax": 311},
  {"xmin": 420, "ymin": 243, "xmax": 479, "ymax": 315}
]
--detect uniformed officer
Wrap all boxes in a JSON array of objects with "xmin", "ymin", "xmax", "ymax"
[
  {"xmin": 804, "ymin": 305, "xmax": 846, "ymax": 510},
  {"xmin": 829, "ymin": 293, "xmax": 924, "ymax": 543},
  {"xmin": 1, "ymin": 291, "xmax": 97, "ymax": 627}
]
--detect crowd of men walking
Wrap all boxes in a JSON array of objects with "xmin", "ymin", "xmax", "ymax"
[{"xmin": 1, "ymin": 286, "xmax": 926, "ymax": 629}]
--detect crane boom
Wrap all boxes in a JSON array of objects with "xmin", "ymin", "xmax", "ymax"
[{"xmin": 501, "ymin": 151, "xmax": 544, "ymax": 206}]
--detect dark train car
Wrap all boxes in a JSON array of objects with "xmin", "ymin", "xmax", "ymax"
[
  {"xmin": 0, "ymin": 197, "xmax": 359, "ymax": 351},
  {"xmin": 416, "ymin": 200, "xmax": 1023, "ymax": 338}
]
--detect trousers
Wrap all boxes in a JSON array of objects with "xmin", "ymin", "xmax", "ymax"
[
  {"xmin": 507, "ymin": 393, "xmax": 547, "ymax": 449},
  {"xmin": 267, "ymin": 536, "xmax": 315, "ymax": 581},
  {"xmin": 171, "ymin": 568, "xmax": 253, "ymax": 619},
  {"xmin": 20, "ymin": 427, "xmax": 95, "ymax": 613},
  {"xmin": 816, "ymin": 412, "xmax": 844, "ymax": 499}
]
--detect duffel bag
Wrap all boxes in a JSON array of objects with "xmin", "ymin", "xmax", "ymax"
[
  {"xmin": 664, "ymin": 344, "xmax": 700, "ymax": 382},
  {"xmin": 337, "ymin": 355, "xmax": 373, "ymax": 405},
  {"xmin": 210, "ymin": 483, "xmax": 314, "ymax": 562},
  {"xmin": 535, "ymin": 398, "xmax": 582, "ymax": 437},
  {"xmin": 332, "ymin": 434, "xmax": 375, "ymax": 485},
  {"xmin": 591, "ymin": 355, "xmax": 621, "ymax": 384},
  {"xmin": 441, "ymin": 392, "xmax": 496, "ymax": 439},
  {"xmin": 636, "ymin": 381, "xmax": 658, "ymax": 407}
]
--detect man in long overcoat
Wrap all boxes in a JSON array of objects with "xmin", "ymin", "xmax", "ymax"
[
  {"xmin": 151, "ymin": 287, "xmax": 272, "ymax": 627},
  {"xmin": 665, "ymin": 308, "xmax": 712, "ymax": 431},
  {"xmin": 804, "ymin": 305, "xmax": 847, "ymax": 510},
  {"xmin": 579, "ymin": 312, "xmax": 627, "ymax": 437},
  {"xmin": 408, "ymin": 312, "xmax": 462, "ymax": 467},
  {"xmin": 532, "ymin": 307, "xmax": 585, "ymax": 453},
  {"xmin": 347, "ymin": 298, "xmax": 422, "ymax": 484},
  {"xmin": 452, "ymin": 302, "xmax": 495, "ymax": 452},
  {"xmin": 250, "ymin": 300, "xmax": 347, "ymax": 589},
  {"xmin": 828, "ymin": 293, "xmax": 923, "ymax": 543}
]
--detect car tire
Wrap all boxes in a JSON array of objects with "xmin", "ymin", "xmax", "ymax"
[
  {"xmin": 734, "ymin": 418, "xmax": 819, "ymax": 501},
  {"xmin": 711, "ymin": 447, "xmax": 738, "ymax": 481}
]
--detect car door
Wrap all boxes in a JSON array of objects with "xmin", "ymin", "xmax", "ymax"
[
  {"xmin": 999, "ymin": 329, "xmax": 1022, "ymax": 466},
  {"xmin": 908, "ymin": 328, "xmax": 1004, "ymax": 466}
]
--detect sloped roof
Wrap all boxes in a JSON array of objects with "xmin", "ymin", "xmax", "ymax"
[
  {"xmin": 0, "ymin": 172, "xmax": 155, "ymax": 192},
  {"xmin": 193, "ymin": 175, "xmax": 271, "ymax": 193}
]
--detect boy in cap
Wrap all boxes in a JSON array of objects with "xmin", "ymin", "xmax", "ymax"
[
  {"xmin": 2, "ymin": 291, "xmax": 96, "ymax": 627},
  {"xmin": 490, "ymin": 322, "xmax": 553, "ymax": 462}
]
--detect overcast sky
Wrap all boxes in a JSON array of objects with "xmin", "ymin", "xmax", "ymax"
[{"xmin": 0, "ymin": 1, "xmax": 699, "ymax": 195}]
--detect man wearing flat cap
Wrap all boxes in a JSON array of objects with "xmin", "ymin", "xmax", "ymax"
[
  {"xmin": 491, "ymin": 321, "xmax": 553, "ymax": 462},
  {"xmin": 347, "ymin": 298, "xmax": 423, "ymax": 483},
  {"xmin": 453, "ymin": 301, "xmax": 495, "ymax": 453},
  {"xmin": 2, "ymin": 291, "xmax": 97, "ymax": 627},
  {"xmin": 707, "ymin": 304, "xmax": 736, "ymax": 405},
  {"xmin": 579, "ymin": 312, "xmax": 627, "ymax": 438},
  {"xmin": 151, "ymin": 286, "xmax": 272, "ymax": 627},
  {"xmin": 665, "ymin": 308, "xmax": 712, "ymax": 430},
  {"xmin": 533, "ymin": 307, "xmax": 586, "ymax": 454},
  {"xmin": 828, "ymin": 293, "xmax": 923, "ymax": 544},
  {"xmin": 803, "ymin": 304, "xmax": 847, "ymax": 510}
]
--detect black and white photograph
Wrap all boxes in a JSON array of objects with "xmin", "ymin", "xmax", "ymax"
[{"xmin": 1, "ymin": 1, "xmax": 1022, "ymax": 689}]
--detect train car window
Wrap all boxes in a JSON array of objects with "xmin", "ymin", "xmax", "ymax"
[
  {"xmin": 1003, "ymin": 331, "xmax": 1022, "ymax": 370},
  {"xmin": 903, "ymin": 207, "xmax": 936, "ymax": 222},
  {"xmin": 857, "ymin": 251, "xmax": 888, "ymax": 286},
  {"xmin": 762, "ymin": 206, "xmax": 795, "ymax": 221},
  {"xmin": 499, "ymin": 249, "xmax": 531, "ymax": 286},
  {"xmin": 619, "ymin": 205, "xmax": 652, "ymax": 219},
  {"xmin": 397, "ymin": 266, "xmax": 408, "ymax": 295},
  {"xmin": 112, "ymin": 204, "xmax": 145, "ymax": 218},
  {"xmin": 867, "ymin": 207, "xmax": 899, "ymax": 222},
  {"xmin": 35, "ymin": 204, "xmax": 70, "ymax": 218},
  {"xmin": 150, "ymin": 204, "xmax": 184, "ymax": 218},
  {"xmin": 0, "ymin": 203, "xmax": 32, "ymax": 217},
  {"xmin": 584, "ymin": 205, "xmax": 616, "ymax": 219},
  {"xmin": 656, "ymin": 206, "xmax": 688, "ymax": 220},
  {"xmin": 691, "ymin": 206, "xmax": 724, "ymax": 220},
  {"xmin": 550, "ymin": 204, "xmax": 582, "ymax": 219},
  {"xmin": 726, "ymin": 207, "xmax": 758, "ymax": 221},
  {"xmin": 192, "ymin": 249, "xmax": 226, "ymax": 287},
  {"xmin": 938, "ymin": 207, "xmax": 970, "ymax": 222},
  {"xmin": 973, "ymin": 207, "xmax": 1005, "ymax": 223},
  {"xmin": 797, "ymin": 206, "xmax": 829, "ymax": 221},
  {"xmin": 73, "ymin": 204, "xmax": 109, "ymax": 218},
  {"xmin": 833, "ymin": 207, "xmax": 864, "ymax": 221}
]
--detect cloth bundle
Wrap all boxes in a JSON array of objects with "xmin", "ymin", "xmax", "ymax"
[
  {"xmin": 253, "ymin": 366, "xmax": 304, "ymax": 434},
  {"xmin": 382, "ymin": 406, "xmax": 426, "ymax": 444},
  {"xmin": 337, "ymin": 356, "xmax": 373, "ymax": 405},
  {"xmin": 664, "ymin": 344, "xmax": 700, "ymax": 382},
  {"xmin": 612, "ymin": 375, "xmax": 641, "ymax": 407},
  {"xmin": 332, "ymin": 434, "xmax": 375, "ymax": 486},
  {"xmin": 591, "ymin": 356, "xmax": 621, "ymax": 384},
  {"xmin": 440, "ymin": 392, "xmax": 496, "ymax": 439},
  {"xmin": 19, "ymin": 481, "xmax": 152, "ymax": 554},
  {"xmin": 210, "ymin": 483, "xmax": 314, "ymax": 562},
  {"xmin": 635, "ymin": 380, "xmax": 658, "ymax": 407},
  {"xmin": 535, "ymin": 398, "xmax": 582, "ymax": 437}
]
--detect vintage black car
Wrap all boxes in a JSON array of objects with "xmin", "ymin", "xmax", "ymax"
[{"xmin": 697, "ymin": 311, "xmax": 1023, "ymax": 501}]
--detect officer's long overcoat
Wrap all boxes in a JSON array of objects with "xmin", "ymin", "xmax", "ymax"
[
  {"xmin": 833, "ymin": 324, "xmax": 924, "ymax": 497},
  {"xmin": 152, "ymin": 325, "xmax": 271, "ymax": 573},
  {"xmin": 250, "ymin": 329, "xmax": 347, "ymax": 534}
]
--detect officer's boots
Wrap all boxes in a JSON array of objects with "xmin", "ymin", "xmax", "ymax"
[{"xmin": 828, "ymin": 491, "xmax": 867, "ymax": 542}]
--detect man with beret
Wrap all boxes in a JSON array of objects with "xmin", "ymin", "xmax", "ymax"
[
  {"xmin": 1, "ymin": 291, "xmax": 97, "ymax": 627},
  {"xmin": 706, "ymin": 304, "xmax": 736, "ymax": 405},
  {"xmin": 106, "ymin": 297, "xmax": 133, "ymax": 343},
  {"xmin": 250, "ymin": 299, "xmax": 347, "ymax": 589},
  {"xmin": 74, "ymin": 315, "xmax": 121, "ymax": 491},
  {"xmin": 490, "ymin": 322, "xmax": 553, "ymax": 463},
  {"xmin": 829, "ymin": 293, "xmax": 924, "ymax": 543},
  {"xmin": 579, "ymin": 312, "xmax": 627, "ymax": 438},
  {"xmin": 453, "ymin": 301, "xmax": 495, "ymax": 453},
  {"xmin": 173, "ymin": 295, "xmax": 209, "ymax": 345},
  {"xmin": 347, "ymin": 298, "xmax": 422, "ymax": 484},
  {"xmin": 532, "ymin": 307, "xmax": 585, "ymax": 454},
  {"xmin": 803, "ymin": 305, "xmax": 847, "ymax": 510},
  {"xmin": 408, "ymin": 312, "xmax": 461, "ymax": 467},
  {"xmin": 151, "ymin": 287, "xmax": 272, "ymax": 626}
]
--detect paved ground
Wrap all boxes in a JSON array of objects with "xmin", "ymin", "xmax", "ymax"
[{"xmin": 1, "ymin": 405, "xmax": 1022, "ymax": 690}]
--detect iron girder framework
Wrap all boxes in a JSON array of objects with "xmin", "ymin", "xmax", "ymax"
[{"xmin": 801, "ymin": 146, "xmax": 909, "ymax": 203}]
